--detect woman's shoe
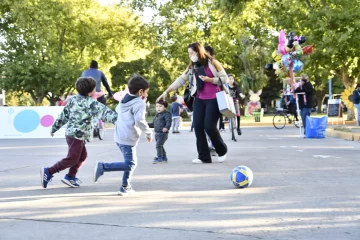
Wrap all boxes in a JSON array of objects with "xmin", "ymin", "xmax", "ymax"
[
  {"xmin": 218, "ymin": 154, "xmax": 227, "ymax": 163},
  {"xmin": 192, "ymin": 159, "xmax": 204, "ymax": 164}
]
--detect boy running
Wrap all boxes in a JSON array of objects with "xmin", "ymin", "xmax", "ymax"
[{"xmin": 40, "ymin": 77, "xmax": 117, "ymax": 188}]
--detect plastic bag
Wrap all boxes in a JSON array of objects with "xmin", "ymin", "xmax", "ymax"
[{"xmin": 305, "ymin": 116, "xmax": 328, "ymax": 139}]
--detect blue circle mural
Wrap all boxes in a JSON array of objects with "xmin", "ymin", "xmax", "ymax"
[{"xmin": 13, "ymin": 110, "xmax": 40, "ymax": 133}]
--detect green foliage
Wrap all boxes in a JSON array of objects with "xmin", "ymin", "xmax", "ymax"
[
  {"xmin": 0, "ymin": 0, "xmax": 143, "ymax": 105},
  {"xmin": 110, "ymin": 50, "xmax": 172, "ymax": 103}
]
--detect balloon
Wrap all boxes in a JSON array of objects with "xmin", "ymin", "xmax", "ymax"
[
  {"xmin": 278, "ymin": 30, "xmax": 287, "ymax": 55},
  {"xmin": 285, "ymin": 46, "xmax": 292, "ymax": 53},
  {"xmin": 287, "ymin": 35, "xmax": 295, "ymax": 48},
  {"xmin": 273, "ymin": 62, "xmax": 279, "ymax": 70},
  {"xmin": 299, "ymin": 36, "xmax": 306, "ymax": 45},
  {"xmin": 281, "ymin": 54, "xmax": 291, "ymax": 69},
  {"xmin": 302, "ymin": 45, "xmax": 313, "ymax": 55},
  {"xmin": 294, "ymin": 41, "xmax": 302, "ymax": 50},
  {"xmin": 272, "ymin": 50, "xmax": 283, "ymax": 63},
  {"xmin": 293, "ymin": 59, "xmax": 304, "ymax": 72},
  {"xmin": 113, "ymin": 86, "xmax": 130, "ymax": 102},
  {"xmin": 279, "ymin": 30, "xmax": 286, "ymax": 44},
  {"xmin": 265, "ymin": 63, "xmax": 273, "ymax": 71}
]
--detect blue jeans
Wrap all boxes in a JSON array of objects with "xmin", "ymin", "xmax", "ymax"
[
  {"xmin": 301, "ymin": 107, "xmax": 311, "ymax": 133},
  {"xmin": 354, "ymin": 104, "xmax": 360, "ymax": 126},
  {"xmin": 103, "ymin": 144, "xmax": 137, "ymax": 186}
]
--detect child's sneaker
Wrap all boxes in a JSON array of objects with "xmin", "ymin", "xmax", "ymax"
[
  {"xmin": 40, "ymin": 167, "xmax": 53, "ymax": 188},
  {"xmin": 118, "ymin": 185, "xmax": 135, "ymax": 196},
  {"xmin": 152, "ymin": 157, "xmax": 164, "ymax": 164},
  {"xmin": 61, "ymin": 174, "xmax": 81, "ymax": 188},
  {"xmin": 93, "ymin": 161, "xmax": 104, "ymax": 183}
]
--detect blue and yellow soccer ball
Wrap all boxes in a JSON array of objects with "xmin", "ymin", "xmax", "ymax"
[{"xmin": 230, "ymin": 166, "xmax": 253, "ymax": 188}]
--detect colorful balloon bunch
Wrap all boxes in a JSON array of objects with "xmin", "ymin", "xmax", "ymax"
[{"xmin": 265, "ymin": 30, "xmax": 313, "ymax": 77}]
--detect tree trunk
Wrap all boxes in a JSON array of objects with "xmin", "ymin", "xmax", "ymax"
[{"xmin": 317, "ymin": 95, "xmax": 324, "ymax": 113}]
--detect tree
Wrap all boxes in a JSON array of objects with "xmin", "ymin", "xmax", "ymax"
[{"xmin": 0, "ymin": 0, "xmax": 144, "ymax": 105}]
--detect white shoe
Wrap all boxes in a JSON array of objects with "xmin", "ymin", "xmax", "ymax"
[
  {"xmin": 218, "ymin": 154, "xmax": 227, "ymax": 163},
  {"xmin": 192, "ymin": 159, "xmax": 203, "ymax": 164}
]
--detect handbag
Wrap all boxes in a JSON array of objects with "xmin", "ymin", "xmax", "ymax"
[
  {"xmin": 216, "ymin": 78, "xmax": 236, "ymax": 118},
  {"xmin": 183, "ymin": 70, "xmax": 196, "ymax": 111}
]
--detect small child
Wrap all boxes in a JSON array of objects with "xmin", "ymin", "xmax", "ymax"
[
  {"xmin": 170, "ymin": 95, "xmax": 182, "ymax": 133},
  {"xmin": 93, "ymin": 75, "xmax": 153, "ymax": 196},
  {"xmin": 40, "ymin": 77, "xmax": 117, "ymax": 188},
  {"xmin": 148, "ymin": 100, "xmax": 172, "ymax": 164}
]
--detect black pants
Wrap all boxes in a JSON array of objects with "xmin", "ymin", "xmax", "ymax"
[
  {"xmin": 219, "ymin": 115, "xmax": 225, "ymax": 130},
  {"xmin": 288, "ymin": 103, "xmax": 298, "ymax": 121},
  {"xmin": 155, "ymin": 132, "xmax": 168, "ymax": 158},
  {"xmin": 193, "ymin": 98, "xmax": 227, "ymax": 163}
]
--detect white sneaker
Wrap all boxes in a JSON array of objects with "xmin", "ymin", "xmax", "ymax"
[
  {"xmin": 192, "ymin": 159, "xmax": 203, "ymax": 164},
  {"xmin": 218, "ymin": 154, "xmax": 227, "ymax": 163}
]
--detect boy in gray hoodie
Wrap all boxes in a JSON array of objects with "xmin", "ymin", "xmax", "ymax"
[{"xmin": 93, "ymin": 75, "xmax": 153, "ymax": 195}]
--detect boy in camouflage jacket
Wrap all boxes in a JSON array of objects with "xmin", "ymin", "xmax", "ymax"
[{"xmin": 40, "ymin": 77, "xmax": 117, "ymax": 189}]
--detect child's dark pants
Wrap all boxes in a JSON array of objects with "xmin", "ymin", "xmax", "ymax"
[
  {"xmin": 155, "ymin": 132, "xmax": 168, "ymax": 158},
  {"xmin": 48, "ymin": 136, "xmax": 87, "ymax": 177}
]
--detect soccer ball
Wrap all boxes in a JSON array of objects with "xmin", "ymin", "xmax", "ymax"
[{"xmin": 230, "ymin": 166, "xmax": 253, "ymax": 188}]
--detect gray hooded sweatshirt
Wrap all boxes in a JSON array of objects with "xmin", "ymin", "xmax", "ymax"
[{"xmin": 114, "ymin": 94, "xmax": 153, "ymax": 146}]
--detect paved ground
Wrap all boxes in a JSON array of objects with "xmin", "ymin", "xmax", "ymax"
[{"xmin": 0, "ymin": 126, "xmax": 360, "ymax": 240}]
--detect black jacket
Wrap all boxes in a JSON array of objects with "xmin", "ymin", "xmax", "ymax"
[
  {"xmin": 294, "ymin": 81, "xmax": 314, "ymax": 109},
  {"xmin": 148, "ymin": 111, "xmax": 172, "ymax": 133},
  {"xmin": 353, "ymin": 90, "xmax": 360, "ymax": 104}
]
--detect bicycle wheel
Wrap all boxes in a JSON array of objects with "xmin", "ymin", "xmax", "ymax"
[
  {"xmin": 230, "ymin": 117, "xmax": 237, "ymax": 142},
  {"xmin": 98, "ymin": 127, "xmax": 105, "ymax": 140},
  {"xmin": 87, "ymin": 129, "xmax": 94, "ymax": 142},
  {"xmin": 273, "ymin": 112, "xmax": 286, "ymax": 129}
]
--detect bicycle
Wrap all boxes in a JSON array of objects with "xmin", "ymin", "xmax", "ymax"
[
  {"xmin": 87, "ymin": 119, "xmax": 105, "ymax": 142},
  {"xmin": 273, "ymin": 108, "xmax": 301, "ymax": 129}
]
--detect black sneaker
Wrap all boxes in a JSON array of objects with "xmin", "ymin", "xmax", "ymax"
[{"xmin": 237, "ymin": 128, "xmax": 242, "ymax": 135}]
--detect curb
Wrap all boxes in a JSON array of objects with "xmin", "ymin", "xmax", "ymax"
[{"xmin": 326, "ymin": 128, "xmax": 360, "ymax": 141}]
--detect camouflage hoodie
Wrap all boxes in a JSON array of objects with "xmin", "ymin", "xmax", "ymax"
[{"xmin": 51, "ymin": 95, "xmax": 117, "ymax": 140}]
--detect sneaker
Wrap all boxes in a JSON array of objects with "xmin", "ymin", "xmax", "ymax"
[
  {"xmin": 218, "ymin": 154, "xmax": 227, "ymax": 163},
  {"xmin": 152, "ymin": 157, "xmax": 164, "ymax": 164},
  {"xmin": 192, "ymin": 159, "xmax": 204, "ymax": 164},
  {"xmin": 162, "ymin": 156, "xmax": 168, "ymax": 163},
  {"xmin": 61, "ymin": 174, "xmax": 81, "ymax": 188},
  {"xmin": 209, "ymin": 147, "xmax": 217, "ymax": 156},
  {"xmin": 118, "ymin": 185, "xmax": 135, "ymax": 196},
  {"xmin": 40, "ymin": 167, "xmax": 53, "ymax": 188},
  {"xmin": 93, "ymin": 161, "xmax": 104, "ymax": 183},
  {"xmin": 237, "ymin": 128, "xmax": 242, "ymax": 135}
]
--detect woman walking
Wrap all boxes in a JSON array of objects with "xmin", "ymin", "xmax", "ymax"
[{"xmin": 157, "ymin": 42, "xmax": 228, "ymax": 163}]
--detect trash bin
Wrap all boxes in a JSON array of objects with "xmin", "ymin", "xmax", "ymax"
[{"xmin": 253, "ymin": 112, "xmax": 261, "ymax": 122}]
